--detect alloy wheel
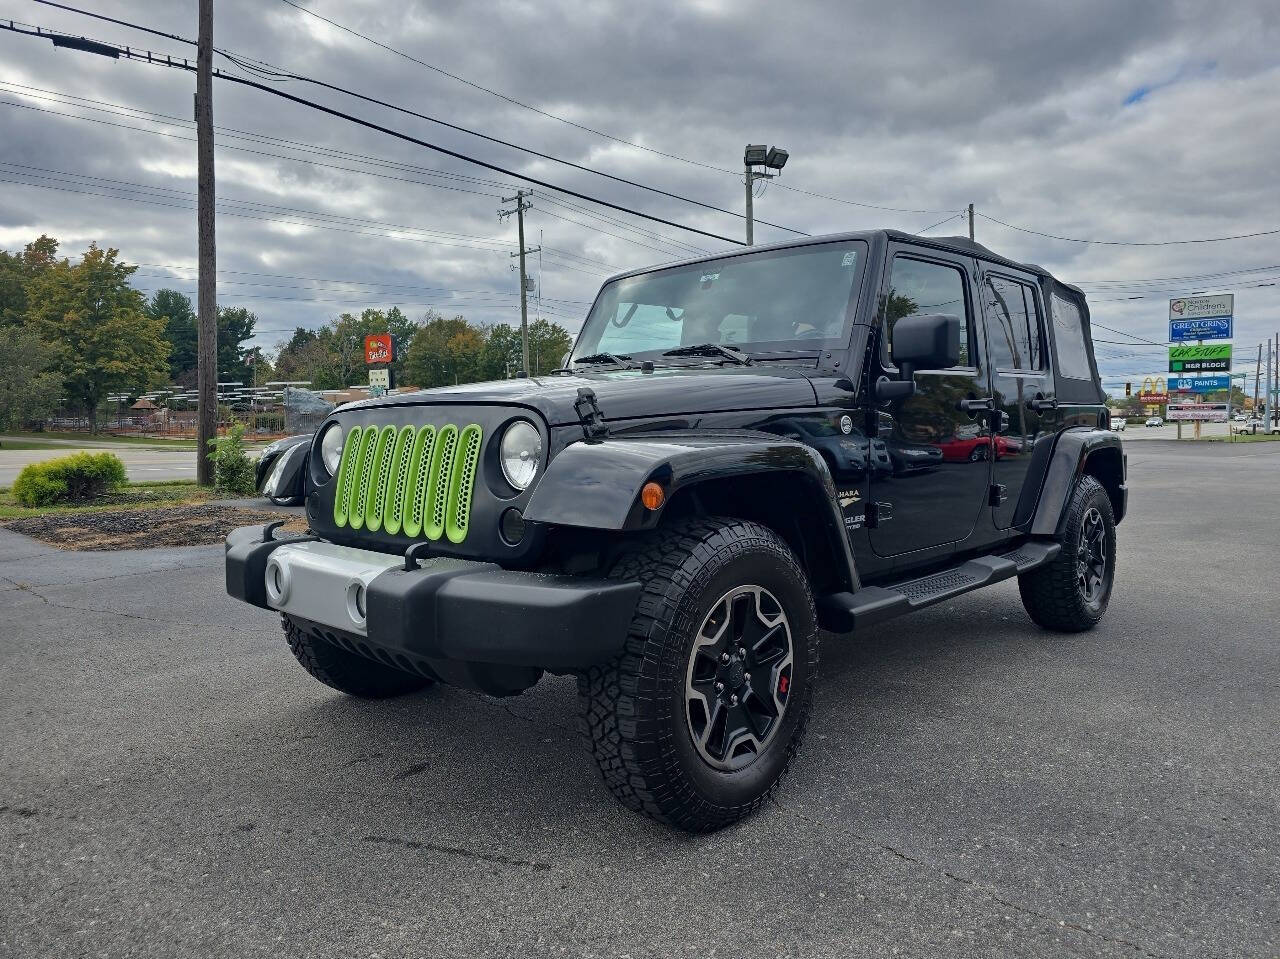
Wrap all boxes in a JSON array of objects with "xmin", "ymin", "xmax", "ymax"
[{"xmin": 685, "ymin": 585, "xmax": 793, "ymax": 771}]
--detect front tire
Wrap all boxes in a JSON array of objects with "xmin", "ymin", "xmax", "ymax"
[
  {"xmin": 282, "ymin": 615, "xmax": 433, "ymax": 698},
  {"xmin": 1018, "ymin": 476, "xmax": 1116, "ymax": 632},
  {"xmin": 579, "ymin": 518, "xmax": 818, "ymax": 832}
]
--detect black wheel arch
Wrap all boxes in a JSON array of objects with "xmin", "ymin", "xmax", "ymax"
[
  {"xmin": 523, "ymin": 431, "xmax": 860, "ymax": 595},
  {"xmin": 1029, "ymin": 428, "xmax": 1127, "ymax": 537}
]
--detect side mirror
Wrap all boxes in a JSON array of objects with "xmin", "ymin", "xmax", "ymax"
[
  {"xmin": 878, "ymin": 313, "xmax": 961, "ymax": 402},
  {"xmin": 891, "ymin": 313, "xmax": 961, "ymax": 373}
]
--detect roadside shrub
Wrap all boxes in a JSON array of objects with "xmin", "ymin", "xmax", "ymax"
[
  {"xmin": 12, "ymin": 452, "xmax": 128, "ymax": 507},
  {"xmin": 208, "ymin": 423, "xmax": 256, "ymax": 496}
]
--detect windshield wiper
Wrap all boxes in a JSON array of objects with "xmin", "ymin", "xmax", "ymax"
[
  {"xmin": 661, "ymin": 343, "xmax": 753, "ymax": 366},
  {"xmin": 571, "ymin": 351, "xmax": 637, "ymax": 369}
]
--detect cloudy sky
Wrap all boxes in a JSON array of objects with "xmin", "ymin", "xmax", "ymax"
[{"xmin": 2, "ymin": 0, "xmax": 1279, "ymax": 391}]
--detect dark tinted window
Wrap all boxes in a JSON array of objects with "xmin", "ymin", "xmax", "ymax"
[
  {"xmin": 884, "ymin": 257, "xmax": 971, "ymax": 367},
  {"xmin": 984, "ymin": 275, "xmax": 1045, "ymax": 371},
  {"xmin": 1050, "ymin": 291, "xmax": 1093, "ymax": 380}
]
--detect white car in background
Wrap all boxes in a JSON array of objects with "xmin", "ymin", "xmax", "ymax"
[
  {"xmin": 1145, "ymin": 416, "xmax": 1164, "ymax": 427},
  {"xmin": 1109, "ymin": 417, "xmax": 1127, "ymax": 431},
  {"xmin": 1233, "ymin": 413, "xmax": 1247, "ymax": 422}
]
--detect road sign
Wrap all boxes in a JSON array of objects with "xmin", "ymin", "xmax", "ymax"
[
  {"xmin": 1168, "ymin": 375, "xmax": 1230, "ymax": 392},
  {"xmin": 368, "ymin": 368, "xmax": 390, "ymax": 389},
  {"xmin": 1170, "ymin": 316, "xmax": 1233, "ymax": 342},
  {"xmin": 1169, "ymin": 344, "xmax": 1231, "ymax": 373},
  {"xmin": 1167, "ymin": 402, "xmax": 1228, "ymax": 422},
  {"xmin": 1169, "ymin": 294, "xmax": 1233, "ymax": 322},
  {"xmin": 364, "ymin": 334, "xmax": 394, "ymax": 365}
]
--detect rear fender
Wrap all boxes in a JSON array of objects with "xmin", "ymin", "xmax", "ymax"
[
  {"xmin": 1030, "ymin": 428, "xmax": 1127, "ymax": 536},
  {"xmin": 523, "ymin": 431, "xmax": 859, "ymax": 592}
]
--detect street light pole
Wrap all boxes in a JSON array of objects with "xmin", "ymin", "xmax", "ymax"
[{"xmin": 743, "ymin": 144, "xmax": 788, "ymax": 246}]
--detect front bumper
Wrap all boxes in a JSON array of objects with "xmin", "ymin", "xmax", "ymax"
[{"xmin": 225, "ymin": 525, "xmax": 640, "ymax": 672}]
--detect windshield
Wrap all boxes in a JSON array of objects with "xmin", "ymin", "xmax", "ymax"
[{"xmin": 571, "ymin": 240, "xmax": 866, "ymax": 362}]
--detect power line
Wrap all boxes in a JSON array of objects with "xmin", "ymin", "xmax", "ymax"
[
  {"xmin": 272, "ymin": 0, "xmax": 959, "ymax": 215},
  {"xmin": 22, "ymin": 2, "xmax": 809, "ymax": 238},
  {"xmin": 977, "ymin": 211, "xmax": 1280, "ymax": 247},
  {"xmin": 0, "ymin": 19, "xmax": 746, "ymax": 246}
]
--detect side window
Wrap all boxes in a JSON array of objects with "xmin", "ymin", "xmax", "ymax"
[
  {"xmin": 1050, "ymin": 291, "xmax": 1094, "ymax": 380},
  {"xmin": 984, "ymin": 275, "xmax": 1045, "ymax": 372},
  {"xmin": 884, "ymin": 257, "xmax": 971, "ymax": 367}
]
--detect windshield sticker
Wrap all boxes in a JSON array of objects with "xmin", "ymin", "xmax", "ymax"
[
  {"xmin": 841, "ymin": 252, "xmax": 856, "ymax": 267},
  {"xmin": 700, "ymin": 272, "xmax": 720, "ymax": 286}
]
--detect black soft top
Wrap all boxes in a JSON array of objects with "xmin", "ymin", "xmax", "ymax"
[{"xmin": 606, "ymin": 229, "xmax": 1083, "ymax": 297}]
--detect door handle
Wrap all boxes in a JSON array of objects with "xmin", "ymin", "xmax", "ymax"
[
  {"xmin": 1027, "ymin": 396, "xmax": 1058, "ymax": 412},
  {"xmin": 958, "ymin": 397, "xmax": 995, "ymax": 414}
]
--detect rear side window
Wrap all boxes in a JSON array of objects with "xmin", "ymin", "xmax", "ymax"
[
  {"xmin": 983, "ymin": 275, "xmax": 1045, "ymax": 372},
  {"xmin": 884, "ymin": 257, "xmax": 972, "ymax": 367},
  {"xmin": 1050, "ymin": 291, "xmax": 1094, "ymax": 380}
]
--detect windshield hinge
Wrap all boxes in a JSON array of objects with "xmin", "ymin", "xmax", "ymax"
[{"xmin": 573, "ymin": 387, "xmax": 609, "ymax": 444}]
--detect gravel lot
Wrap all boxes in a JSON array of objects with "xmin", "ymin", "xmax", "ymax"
[{"xmin": 2, "ymin": 440, "xmax": 1277, "ymax": 958}]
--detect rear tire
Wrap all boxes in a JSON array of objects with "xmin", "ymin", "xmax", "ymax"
[
  {"xmin": 1018, "ymin": 475, "xmax": 1116, "ymax": 632},
  {"xmin": 281, "ymin": 615, "xmax": 433, "ymax": 698},
  {"xmin": 579, "ymin": 517, "xmax": 818, "ymax": 832}
]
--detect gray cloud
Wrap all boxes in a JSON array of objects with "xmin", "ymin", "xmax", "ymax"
[{"xmin": 2, "ymin": 0, "xmax": 1279, "ymax": 388}]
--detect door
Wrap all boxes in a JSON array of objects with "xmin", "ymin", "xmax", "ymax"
[
  {"xmin": 977, "ymin": 271, "xmax": 1058, "ymax": 529},
  {"xmin": 870, "ymin": 248, "xmax": 992, "ymax": 557}
]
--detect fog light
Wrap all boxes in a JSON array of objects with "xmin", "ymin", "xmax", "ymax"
[
  {"xmin": 346, "ymin": 581, "xmax": 367, "ymax": 626},
  {"xmin": 500, "ymin": 507, "xmax": 526, "ymax": 545}
]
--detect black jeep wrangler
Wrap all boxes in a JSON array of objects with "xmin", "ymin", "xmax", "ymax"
[{"xmin": 226, "ymin": 230, "xmax": 1125, "ymax": 832}]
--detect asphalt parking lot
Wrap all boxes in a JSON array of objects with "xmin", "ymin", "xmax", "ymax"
[{"xmin": 2, "ymin": 440, "xmax": 1277, "ymax": 958}]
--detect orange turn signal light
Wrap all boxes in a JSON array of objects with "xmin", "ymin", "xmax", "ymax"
[{"xmin": 640, "ymin": 481, "xmax": 665, "ymax": 511}]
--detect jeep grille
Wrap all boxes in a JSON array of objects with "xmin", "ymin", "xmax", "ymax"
[{"xmin": 332, "ymin": 423, "xmax": 483, "ymax": 543}]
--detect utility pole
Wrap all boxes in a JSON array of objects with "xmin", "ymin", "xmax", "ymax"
[
  {"xmin": 744, "ymin": 169, "xmax": 755, "ymax": 246},
  {"xmin": 498, "ymin": 191, "xmax": 538, "ymax": 376},
  {"xmin": 1255, "ymin": 343, "xmax": 1263, "ymax": 417},
  {"xmin": 195, "ymin": 0, "xmax": 217, "ymax": 484},
  {"xmin": 968, "ymin": 203, "xmax": 975, "ymax": 241}
]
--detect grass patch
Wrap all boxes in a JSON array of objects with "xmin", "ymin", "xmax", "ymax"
[
  {"xmin": 1197, "ymin": 432, "xmax": 1280, "ymax": 443},
  {"xmin": 2, "ymin": 431, "xmax": 197, "ymax": 449},
  {"xmin": 0, "ymin": 481, "xmax": 213, "ymax": 521}
]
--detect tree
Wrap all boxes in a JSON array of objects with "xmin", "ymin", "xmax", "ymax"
[
  {"xmin": 404, "ymin": 314, "xmax": 485, "ymax": 388},
  {"xmin": 527, "ymin": 318, "xmax": 573, "ymax": 376},
  {"xmin": 481, "ymin": 323, "xmax": 523, "ymax": 380},
  {"xmin": 147, "ymin": 289, "xmax": 197, "ymax": 382},
  {"xmin": 0, "ymin": 234, "xmax": 61, "ymax": 327},
  {"xmin": 217, "ymin": 306, "xmax": 258, "ymax": 384},
  {"xmin": 0, "ymin": 326, "xmax": 64, "ymax": 430},
  {"xmin": 26, "ymin": 243, "xmax": 170, "ymax": 431}
]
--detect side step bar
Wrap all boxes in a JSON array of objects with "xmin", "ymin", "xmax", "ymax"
[{"xmin": 817, "ymin": 541, "xmax": 1061, "ymax": 633}]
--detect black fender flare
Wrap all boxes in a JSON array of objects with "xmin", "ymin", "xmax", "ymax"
[
  {"xmin": 523, "ymin": 430, "xmax": 860, "ymax": 592},
  {"xmin": 259, "ymin": 439, "xmax": 309, "ymax": 503},
  {"xmin": 1029, "ymin": 428, "xmax": 1127, "ymax": 536}
]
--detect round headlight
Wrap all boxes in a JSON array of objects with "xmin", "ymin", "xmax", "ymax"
[
  {"xmin": 319, "ymin": 423, "xmax": 345, "ymax": 477},
  {"xmin": 500, "ymin": 420, "xmax": 542, "ymax": 490}
]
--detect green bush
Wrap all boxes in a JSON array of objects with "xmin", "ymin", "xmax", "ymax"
[
  {"xmin": 12, "ymin": 452, "xmax": 128, "ymax": 507},
  {"xmin": 208, "ymin": 423, "xmax": 256, "ymax": 496}
]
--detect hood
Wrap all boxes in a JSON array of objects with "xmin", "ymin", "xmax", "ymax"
[{"xmin": 343, "ymin": 366, "xmax": 819, "ymax": 426}]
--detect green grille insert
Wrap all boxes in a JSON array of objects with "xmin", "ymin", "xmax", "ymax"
[
  {"xmin": 332, "ymin": 421, "xmax": 481, "ymax": 542},
  {"xmin": 426, "ymin": 424, "xmax": 459, "ymax": 542},
  {"xmin": 402, "ymin": 425, "xmax": 436, "ymax": 538},
  {"xmin": 347, "ymin": 427, "xmax": 379, "ymax": 530},
  {"xmin": 446, "ymin": 424, "xmax": 483, "ymax": 544},
  {"xmin": 382, "ymin": 426, "xmax": 415, "ymax": 536},
  {"xmin": 332, "ymin": 425, "xmax": 364, "ymax": 527}
]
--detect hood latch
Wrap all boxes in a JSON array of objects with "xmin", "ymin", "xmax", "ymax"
[{"xmin": 574, "ymin": 387, "xmax": 609, "ymax": 444}]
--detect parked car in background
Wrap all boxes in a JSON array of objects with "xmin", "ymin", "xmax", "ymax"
[
  {"xmin": 1233, "ymin": 413, "xmax": 1247, "ymax": 422},
  {"xmin": 1234, "ymin": 418, "xmax": 1280, "ymax": 435},
  {"xmin": 1145, "ymin": 416, "xmax": 1164, "ymax": 427},
  {"xmin": 256, "ymin": 433, "xmax": 312, "ymax": 505},
  {"xmin": 1109, "ymin": 417, "xmax": 1126, "ymax": 431}
]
